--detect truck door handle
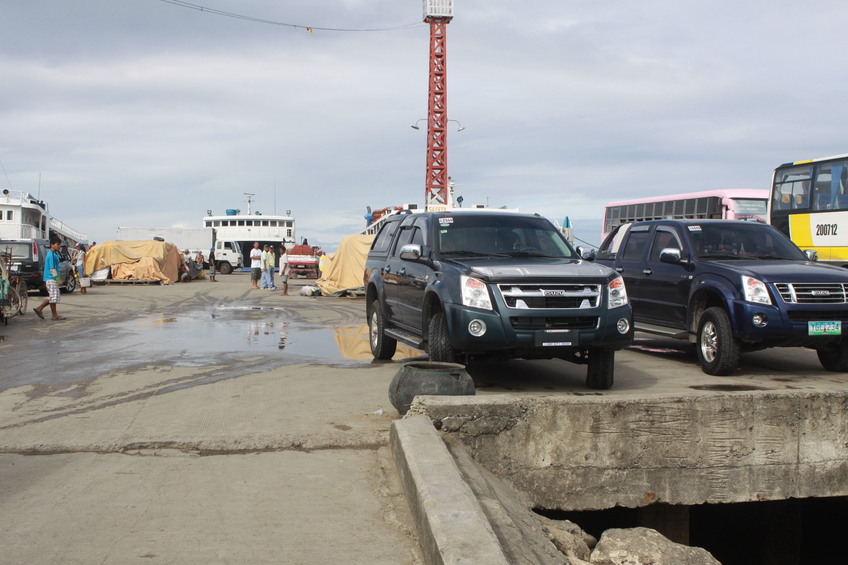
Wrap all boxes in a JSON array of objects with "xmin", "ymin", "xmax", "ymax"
[{"xmin": 643, "ymin": 269, "xmax": 652, "ymax": 275}]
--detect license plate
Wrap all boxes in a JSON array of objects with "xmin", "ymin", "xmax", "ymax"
[
  {"xmin": 809, "ymin": 321, "xmax": 842, "ymax": 336},
  {"xmin": 536, "ymin": 329, "xmax": 575, "ymax": 347}
]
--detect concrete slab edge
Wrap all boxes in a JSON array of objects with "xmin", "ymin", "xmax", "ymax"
[{"xmin": 390, "ymin": 415, "xmax": 510, "ymax": 565}]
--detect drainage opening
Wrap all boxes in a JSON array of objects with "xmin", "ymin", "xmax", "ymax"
[{"xmin": 536, "ymin": 496, "xmax": 847, "ymax": 565}]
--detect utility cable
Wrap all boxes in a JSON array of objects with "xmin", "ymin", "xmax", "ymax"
[{"xmin": 160, "ymin": 0, "xmax": 423, "ymax": 33}]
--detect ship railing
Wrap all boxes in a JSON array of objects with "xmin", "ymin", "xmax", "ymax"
[
  {"xmin": 49, "ymin": 218, "xmax": 88, "ymax": 243},
  {"xmin": 0, "ymin": 224, "xmax": 43, "ymax": 240},
  {"xmin": 1, "ymin": 189, "xmax": 46, "ymax": 209}
]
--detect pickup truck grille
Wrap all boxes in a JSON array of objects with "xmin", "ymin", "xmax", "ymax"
[
  {"xmin": 775, "ymin": 283, "xmax": 848, "ymax": 304},
  {"xmin": 511, "ymin": 316, "xmax": 599, "ymax": 330},
  {"xmin": 497, "ymin": 284, "xmax": 601, "ymax": 309}
]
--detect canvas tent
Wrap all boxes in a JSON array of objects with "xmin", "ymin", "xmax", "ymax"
[
  {"xmin": 85, "ymin": 240, "xmax": 182, "ymax": 283},
  {"xmin": 315, "ymin": 234, "xmax": 375, "ymax": 296}
]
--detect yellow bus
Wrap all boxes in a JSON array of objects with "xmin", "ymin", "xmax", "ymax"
[{"xmin": 769, "ymin": 153, "xmax": 848, "ymax": 267}]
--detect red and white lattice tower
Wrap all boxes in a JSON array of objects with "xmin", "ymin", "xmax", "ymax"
[{"xmin": 423, "ymin": 0, "xmax": 454, "ymax": 211}]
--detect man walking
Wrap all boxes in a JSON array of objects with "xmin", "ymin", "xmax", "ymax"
[{"xmin": 33, "ymin": 237, "xmax": 66, "ymax": 320}]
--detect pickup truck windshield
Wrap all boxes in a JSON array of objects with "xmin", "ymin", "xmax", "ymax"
[
  {"xmin": 688, "ymin": 223, "xmax": 807, "ymax": 261},
  {"xmin": 435, "ymin": 214, "xmax": 577, "ymax": 259}
]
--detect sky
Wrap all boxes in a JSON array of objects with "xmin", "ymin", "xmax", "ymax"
[{"xmin": 2, "ymin": 0, "xmax": 848, "ymax": 250}]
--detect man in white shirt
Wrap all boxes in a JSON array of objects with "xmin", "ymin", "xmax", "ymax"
[
  {"xmin": 278, "ymin": 246, "xmax": 290, "ymax": 296},
  {"xmin": 249, "ymin": 242, "xmax": 262, "ymax": 289}
]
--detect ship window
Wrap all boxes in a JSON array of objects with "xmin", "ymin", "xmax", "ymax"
[
  {"xmin": 262, "ymin": 220, "xmax": 268, "ymax": 227},
  {"xmin": 6, "ymin": 211, "xmax": 12, "ymax": 221},
  {"xmin": 287, "ymin": 229, "xmax": 292, "ymax": 237},
  {"xmin": 238, "ymin": 220, "xmax": 245, "ymax": 226}
]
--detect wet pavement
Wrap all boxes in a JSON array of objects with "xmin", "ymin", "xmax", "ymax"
[{"xmin": 0, "ymin": 275, "xmax": 425, "ymax": 564}]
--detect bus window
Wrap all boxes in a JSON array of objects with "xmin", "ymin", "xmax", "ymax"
[{"xmin": 772, "ymin": 165, "xmax": 812, "ymax": 211}]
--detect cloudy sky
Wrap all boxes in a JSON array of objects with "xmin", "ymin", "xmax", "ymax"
[{"xmin": 2, "ymin": 0, "xmax": 847, "ymax": 249}]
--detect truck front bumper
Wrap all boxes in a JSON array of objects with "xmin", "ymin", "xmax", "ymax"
[{"xmin": 443, "ymin": 302, "xmax": 633, "ymax": 355}]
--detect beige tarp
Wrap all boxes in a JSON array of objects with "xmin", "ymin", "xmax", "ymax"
[
  {"xmin": 315, "ymin": 234, "xmax": 375, "ymax": 296},
  {"xmin": 85, "ymin": 240, "xmax": 182, "ymax": 283}
]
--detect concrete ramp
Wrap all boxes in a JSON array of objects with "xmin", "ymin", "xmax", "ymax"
[{"xmin": 409, "ymin": 391, "xmax": 848, "ymax": 511}]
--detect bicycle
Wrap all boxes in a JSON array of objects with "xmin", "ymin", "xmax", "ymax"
[{"xmin": 0, "ymin": 250, "xmax": 25, "ymax": 323}]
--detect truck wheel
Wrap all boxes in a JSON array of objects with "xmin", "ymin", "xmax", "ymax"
[
  {"xmin": 586, "ymin": 348, "xmax": 614, "ymax": 390},
  {"xmin": 697, "ymin": 307, "xmax": 740, "ymax": 376},
  {"xmin": 62, "ymin": 275, "xmax": 76, "ymax": 294},
  {"xmin": 816, "ymin": 340, "xmax": 848, "ymax": 371},
  {"xmin": 428, "ymin": 311, "xmax": 460, "ymax": 363},
  {"xmin": 369, "ymin": 300, "xmax": 397, "ymax": 360},
  {"xmin": 218, "ymin": 262, "xmax": 233, "ymax": 275}
]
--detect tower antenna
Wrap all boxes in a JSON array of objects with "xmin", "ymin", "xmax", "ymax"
[{"xmin": 423, "ymin": 0, "xmax": 454, "ymax": 211}]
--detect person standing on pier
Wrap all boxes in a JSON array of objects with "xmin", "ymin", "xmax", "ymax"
[{"xmin": 250, "ymin": 242, "xmax": 262, "ymax": 289}]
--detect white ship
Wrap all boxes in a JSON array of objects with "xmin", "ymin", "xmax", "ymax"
[
  {"xmin": 0, "ymin": 189, "xmax": 88, "ymax": 243},
  {"xmin": 202, "ymin": 194, "xmax": 296, "ymax": 259}
]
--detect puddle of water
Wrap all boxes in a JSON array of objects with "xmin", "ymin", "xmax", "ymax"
[{"xmin": 104, "ymin": 308, "xmax": 423, "ymax": 366}]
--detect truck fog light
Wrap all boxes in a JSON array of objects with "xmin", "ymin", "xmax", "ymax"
[
  {"xmin": 468, "ymin": 319, "xmax": 487, "ymax": 337},
  {"xmin": 752, "ymin": 313, "xmax": 768, "ymax": 328},
  {"xmin": 617, "ymin": 318, "xmax": 630, "ymax": 334}
]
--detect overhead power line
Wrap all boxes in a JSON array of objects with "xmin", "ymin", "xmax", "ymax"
[{"xmin": 160, "ymin": 0, "xmax": 423, "ymax": 33}]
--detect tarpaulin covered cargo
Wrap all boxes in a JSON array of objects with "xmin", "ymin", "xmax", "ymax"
[
  {"xmin": 315, "ymin": 234, "xmax": 374, "ymax": 296},
  {"xmin": 85, "ymin": 240, "xmax": 182, "ymax": 283}
]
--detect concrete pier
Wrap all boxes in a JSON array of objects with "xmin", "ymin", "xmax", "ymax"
[{"xmin": 409, "ymin": 390, "xmax": 848, "ymax": 511}]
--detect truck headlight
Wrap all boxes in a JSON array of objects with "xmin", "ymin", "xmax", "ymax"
[
  {"xmin": 461, "ymin": 275, "xmax": 492, "ymax": 310},
  {"xmin": 742, "ymin": 276, "xmax": 771, "ymax": 305},
  {"xmin": 608, "ymin": 275, "xmax": 628, "ymax": 308}
]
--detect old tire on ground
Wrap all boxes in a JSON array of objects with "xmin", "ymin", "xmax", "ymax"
[
  {"xmin": 817, "ymin": 339, "xmax": 848, "ymax": 371},
  {"xmin": 697, "ymin": 307, "xmax": 740, "ymax": 376},
  {"xmin": 369, "ymin": 300, "xmax": 397, "ymax": 360},
  {"xmin": 218, "ymin": 262, "xmax": 233, "ymax": 275},
  {"xmin": 428, "ymin": 311, "xmax": 460, "ymax": 364},
  {"xmin": 586, "ymin": 347, "xmax": 614, "ymax": 390}
]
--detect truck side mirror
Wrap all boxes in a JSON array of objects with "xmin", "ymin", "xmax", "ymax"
[
  {"xmin": 659, "ymin": 248, "xmax": 685, "ymax": 264},
  {"xmin": 399, "ymin": 244, "xmax": 422, "ymax": 262},
  {"xmin": 576, "ymin": 246, "xmax": 595, "ymax": 261}
]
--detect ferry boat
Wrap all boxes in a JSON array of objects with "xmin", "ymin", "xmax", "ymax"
[
  {"xmin": 0, "ymin": 189, "xmax": 88, "ymax": 244},
  {"xmin": 202, "ymin": 194, "xmax": 296, "ymax": 259}
]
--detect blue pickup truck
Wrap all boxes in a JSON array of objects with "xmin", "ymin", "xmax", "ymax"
[{"xmin": 594, "ymin": 219, "xmax": 848, "ymax": 375}]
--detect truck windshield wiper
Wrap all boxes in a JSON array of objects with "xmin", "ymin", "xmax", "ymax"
[
  {"xmin": 505, "ymin": 251, "xmax": 563, "ymax": 258},
  {"xmin": 440, "ymin": 250, "xmax": 508, "ymax": 257},
  {"xmin": 699, "ymin": 254, "xmax": 743, "ymax": 260},
  {"xmin": 750, "ymin": 254, "xmax": 792, "ymax": 260}
]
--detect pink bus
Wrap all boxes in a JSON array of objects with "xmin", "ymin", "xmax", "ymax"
[{"xmin": 601, "ymin": 189, "xmax": 769, "ymax": 242}]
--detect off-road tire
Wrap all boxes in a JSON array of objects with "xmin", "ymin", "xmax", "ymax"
[
  {"xmin": 428, "ymin": 311, "xmax": 460, "ymax": 363},
  {"xmin": 817, "ymin": 339, "xmax": 848, "ymax": 371},
  {"xmin": 369, "ymin": 300, "xmax": 397, "ymax": 360},
  {"xmin": 62, "ymin": 274, "xmax": 77, "ymax": 294},
  {"xmin": 586, "ymin": 348, "xmax": 614, "ymax": 390},
  {"xmin": 697, "ymin": 307, "xmax": 740, "ymax": 375}
]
